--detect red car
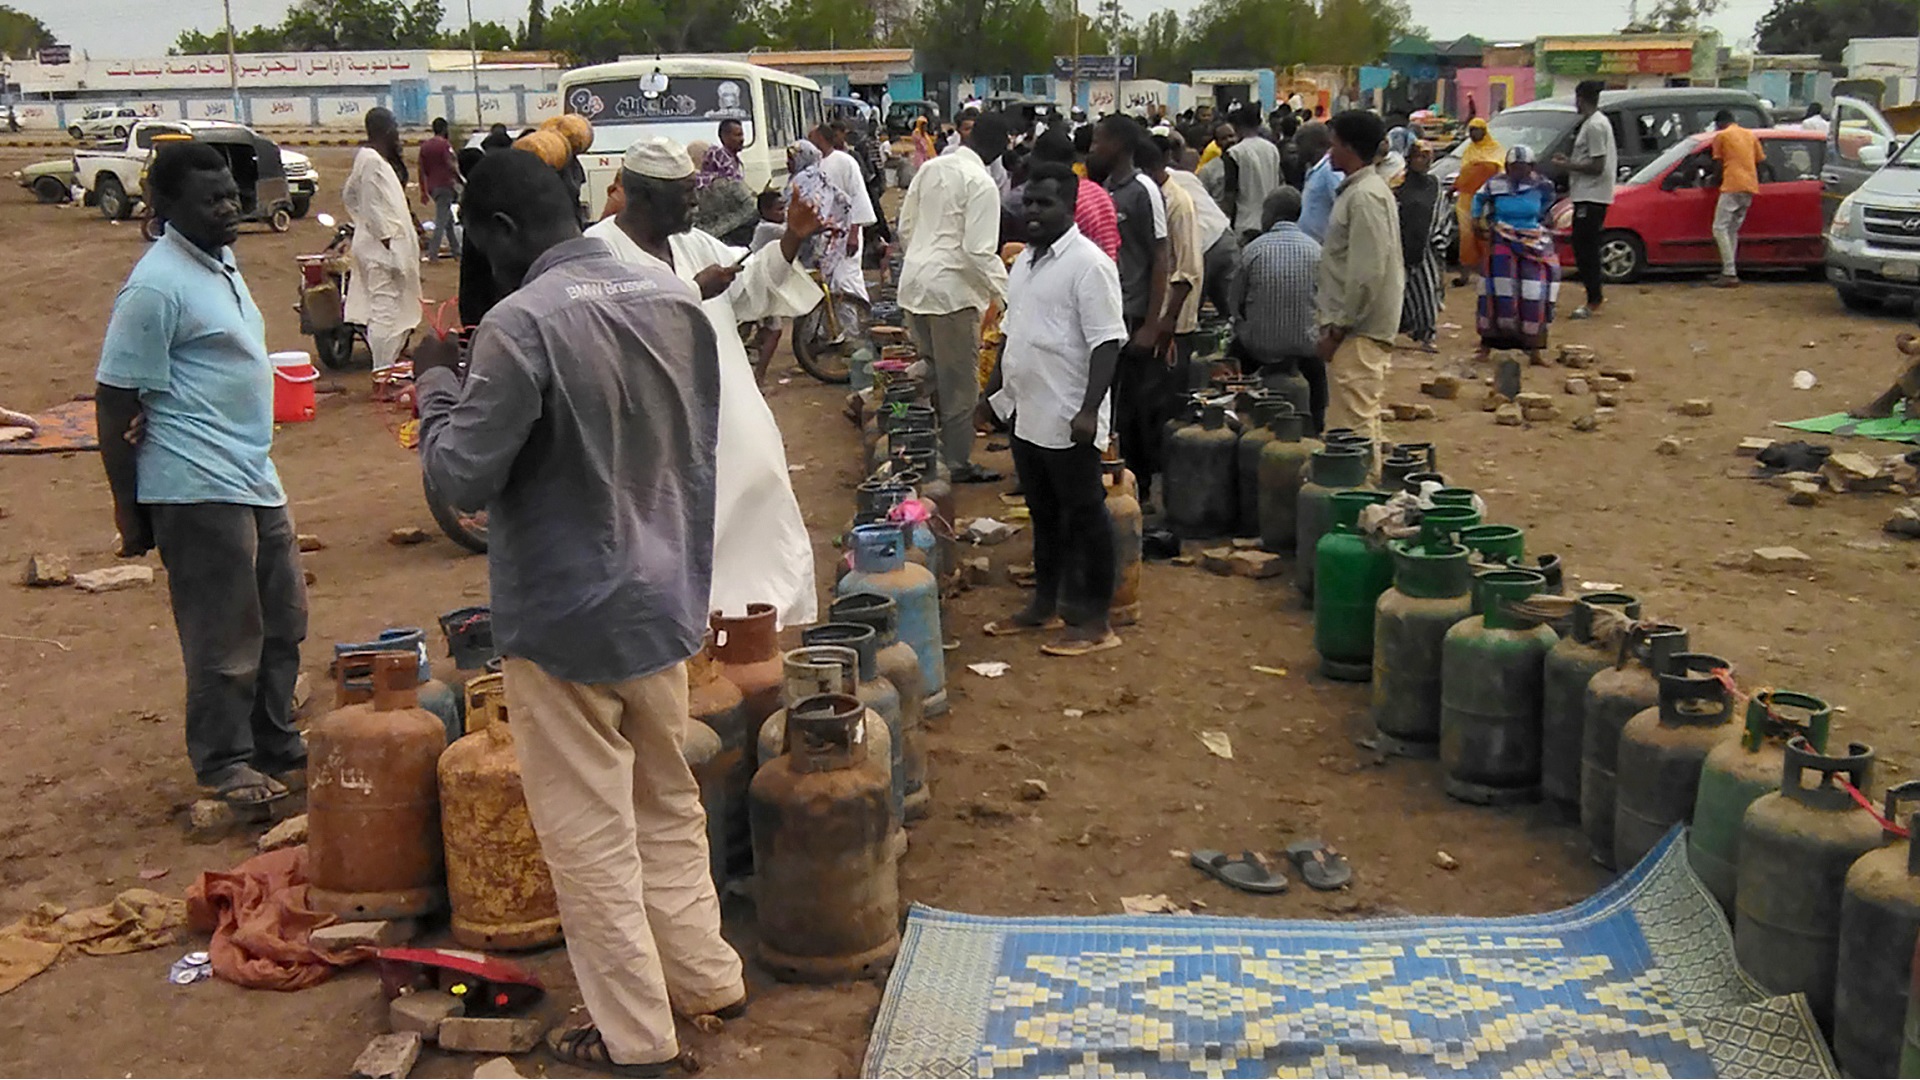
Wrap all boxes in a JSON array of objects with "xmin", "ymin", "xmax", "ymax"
[{"xmin": 1551, "ymin": 128, "xmax": 1826, "ymax": 283}]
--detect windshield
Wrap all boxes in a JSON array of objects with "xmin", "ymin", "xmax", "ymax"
[
  {"xmin": 564, "ymin": 76, "xmax": 757, "ymax": 154},
  {"xmin": 1442, "ymin": 109, "xmax": 1579, "ymax": 164},
  {"xmin": 1890, "ymin": 131, "xmax": 1920, "ymax": 168},
  {"xmin": 1628, "ymin": 135, "xmax": 1707, "ymax": 184}
]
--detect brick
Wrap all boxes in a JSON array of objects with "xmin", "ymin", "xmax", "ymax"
[
  {"xmin": 1019, "ymin": 778, "xmax": 1050, "ymax": 801},
  {"xmin": 1598, "ymin": 366, "xmax": 1637, "ymax": 382},
  {"xmin": 1594, "ymin": 391, "xmax": 1619, "ymax": 407},
  {"xmin": 1481, "ymin": 389, "xmax": 1509, "ymax": 412},
  {"xmin": 1787, "ymin": 481, "xmax": 1822, "ymax": 507},
  {"xmin": 257, "ymin": 813, "xmax": 308, "ymax": 852},
  {"xmin": 1228, "ymin": 550, "xmax": 1285, "ymax": 579},
  {"xmin": 1514, "ymin": 392, "xmax": 1553, "ymax": 408},
  {"xmin": 1388, "ymin": 402, "xmax": 1420, "ymax": 421},
  {"xmin": 1558, "ymin": 344, "xmax": 1596, "ymax": 368},
  {"xmin": 437, "ymin": 1017, "xmax": 544, "ymax": 1055},
  {"xmin": 1737, "ymin": 437, "xmax": 1774, "ymax": 458},
  {"xmin": 296, "ymin": 533, "xmax": 326, "ymax": 552},
  {"xmin": 1412, "ymin": 403, "xmax": 1437, "ymax": 420},
  {"xmin": 1751, "ymin": 546, "xmax": 1812, "ymax": 571},
  {"xmin": 1656, "ymin": 436, "xmax": 1683, "ymax": 456},
  {"xmin": 1522, "ymin": 403, "xmax": 1558, "ymax": 422},
  {"xmin": 390, "ymin": 989, "xmax": 464, "ymax": 1041},
  {"xmin": 388, "ymin": 527, "xmax": 430, "ymax": 545},
  {"xmin": 1199, "ymin": 547, "xmax": 1236, "ymax": 575},
  {"xmin": 72, "ymin": 565, "xmax": 153, "ymax": 592},
  {"xmin": 471, "ymin": 1059, "xmax": 524, "ymax": 1080},
  {"xmin": 1571, "ymin": 413, "xmax": 1599, "ymax": 432},
  {"xmin": 1494, "ymin": 404, "xmax": 1523, "ymax": 426},
  {"xmin": 1564, "ymin": 377, "xmax": 1589, "ymax": 395},
  {"xmin": 351, "ymin": 1033, "xmax": 422, "ymax": 1079},
  {"xmin": 1420, "ymin": 374, "xmax": 1461, "ymax": 399},
  {"xmin": 21, "ymin": 553, "xmax": 71, "ymax": 586},
  {"xmin": 312, "ymin": 919, "xmax": 418, "ymax": 952},
  {"xmin": 1678, "ymin": 398, "xmax": 1714, "ymax": 417}
]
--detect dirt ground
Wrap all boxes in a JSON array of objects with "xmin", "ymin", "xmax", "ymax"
[{"xmin": 1, "ymin": 144, "xmax": 1916, "ymax": 1078}]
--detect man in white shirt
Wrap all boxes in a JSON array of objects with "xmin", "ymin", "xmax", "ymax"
[
  {"xmin": 1169, "ymin": 144, "xmax": 1236, "ymax": 323},
  {"xmin": 1800, "ymin": 102, "xmax": 1831, "ymax": 134},
  {"xmin": 899, "ymin": 111, "xmax": 1011, "ymax": 482},
  {"xmin": 1553, "ymin": 79, "xmax": 1618, "ymax": 320},
  {"xmin": 809, "ymin": 123, "xmax": 877, "ymax": 303},
  {"xmin": 980, "ymin": 161, "xmax": 1126, "ymax": 658}
]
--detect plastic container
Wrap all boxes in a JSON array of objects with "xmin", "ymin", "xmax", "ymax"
[{"xmin": 271, "ymin": 351, "xmax": 318, "ymax": 424}]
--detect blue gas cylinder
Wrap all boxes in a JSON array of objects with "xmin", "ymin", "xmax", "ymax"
[
  {"xmin": 334, "ymin": 627, "xmax": 458, "ymax": 741},
  {"xmin": 837, "ymin": 524, "xmax": 946, "ymax": 717}
]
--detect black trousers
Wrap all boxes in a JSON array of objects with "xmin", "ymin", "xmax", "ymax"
[
  {"xmin": 1011, "ymin": 436, "xmax": 1115, "ymax": 628},
  {"xmin": 151, "ymin": 503, "xmax": 309, "ymax": 786},
  {"xmin": 1297, "ymin": 349, "xmax": 1329, "ymax": 435},
  {"xmin": 1115, "ymin": 317, "xmax": 1174, "ymax": 500},
  {"xmin": 1571, "ymin": 201, "xmax": 1606, "ymax": 309}
]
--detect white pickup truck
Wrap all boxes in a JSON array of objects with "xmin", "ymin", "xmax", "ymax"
[{"xmin": 76, "ymin": 119, "xmax": 319, "ymax": 220}]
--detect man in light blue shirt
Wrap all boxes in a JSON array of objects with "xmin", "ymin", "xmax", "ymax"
[
  {"xmin": 95, "ymin": 141, "xmax": 306, "ymax": 810},
  {"xmin": 1296, "ymin": 121, "xmax": 1343, "ymax": 242}
]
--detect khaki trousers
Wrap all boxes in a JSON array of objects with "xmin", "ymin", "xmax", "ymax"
[
  {"xmin": 1327, "ymin": 335, "xmax": 1390, "ymax": 451},
  {"xmin": 909, "ymin": 308, "xmax": 984, "ymax": 472},
  {"xmin": 505, "ymin": 657, "xmax": 743, "ymax": 1064}
]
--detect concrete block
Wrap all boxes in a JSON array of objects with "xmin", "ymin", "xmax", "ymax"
[
  {"xmin": 312, "ymin": 919, "xmax": 418, "ymax": 952},
  {"xmin": 351, "ymin": 1033, "xmax": 423, "ymax": 1079},
  {"xmin": 437, "ymin": 1017, "xmax": 544, "ymax": 1055},
  {"xmin": 390, "ymin": 989, "xmax": 464, "ymax": 1041}
]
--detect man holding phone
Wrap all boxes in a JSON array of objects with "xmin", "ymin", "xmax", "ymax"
[{"xmin": 977, "ymin": 161, "xmax": 1126, "ymax": 658}]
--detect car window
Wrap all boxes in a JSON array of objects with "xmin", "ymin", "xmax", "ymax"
[
  {"xmin": 1629, "ymin": 109, "xmax": 1689, "ymax": 156},
  {"xmin": 1762, "ymin": 140, "xmax": 1821, "ymax": 182},
  {"xmin": 1662, "ymin": 149, "xmax": 1714, "ymax": 189}
]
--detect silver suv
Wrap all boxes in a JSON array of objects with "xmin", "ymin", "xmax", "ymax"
[{"xmin": 1826, "ymin": 130, "xmax": 1920, "ymax": 311}]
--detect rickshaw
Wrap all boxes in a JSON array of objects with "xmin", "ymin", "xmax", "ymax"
[{"xmin": 139, "ymin": 125, "xmax": 297, "ymax": 241}]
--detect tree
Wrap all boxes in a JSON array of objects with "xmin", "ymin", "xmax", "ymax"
[
  {"xmin": 1755, "ymin": 0, "xmax": 1917, "ymax": 61},
  {"xmin": 524, "ymin": 0, "xmax": 546, "ymax": 46},
  {"xmin": 174, "ymin": 24, "xmax": 294, "ymax": 53},
  {"xmin": 173, "ymin": 0, "xmax": 447, "ymax": 52},
  {"xmin": 1623, "ymin": 0, "xmax": 1723, "ymax": 32},
  {"xmin": 911, "ymin": 0, "xmax": 1057, "ymax": 76},
  {"xmin": 1118, "ymin": 10, "xmax": 1185, "ymax": 82},
  {"xmin": 543, "ymin": 0, "xmax": 762, "ymax": 63},
  {"xmin": 0, "ymin": 4, "xmax": 55, "ymax": 58},
  {"xmin": 760, "ymin": 0, "xmax": 875, "ymax": 50},
  {"xmin": 442, "ymin": 19, "xmax": 518, "ymax": 49}
]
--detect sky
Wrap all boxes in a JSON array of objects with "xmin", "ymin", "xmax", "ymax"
[{"xmin": 19, "ymin": 0, "xmax": 1785, "ymax": 60}]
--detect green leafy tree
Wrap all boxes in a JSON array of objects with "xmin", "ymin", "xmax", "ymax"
[
  {"xmin": 1755, "ymin": 0, "xmax": 1917, "ymax": 61},
  {"xmin": 174, "ymin": 25, "xmax": 293, "ymax": 53},
  {"xmin": 1118, "ymin": 10, "xmax": 1186, "ymax": 82},
  {"xmin": 174, "ymin": 0, "xmax": 447, "ymax": 52},
  {"xmin": 544, "ymin": 0, "xmax": 763, "ymax": 64},
  {"xmin": 1185, "ymin": 0, "xmax": 1317, "ymax": 71},
  {"xmin": 912, "ymin": 0, "xmax": 1056, "ymax": 76},
  {"xmin": 761, "ymin": 0, "xmax": 875, "ymax": 50},
  {"xmin": 1623, "ymin": 0, "xmax": 1723, "ymax": 32},
  {"xmin": 524, "ymin": 0, "xmax": 546, "ymax": 45},
  {"xmin": 0, "ymin": 4, "xmax": 54, "ymax": 57}
]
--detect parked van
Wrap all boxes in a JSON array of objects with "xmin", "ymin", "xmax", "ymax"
[{"xmin": 559, "ymin": 57, "xmax": 823, "ymax": 219}]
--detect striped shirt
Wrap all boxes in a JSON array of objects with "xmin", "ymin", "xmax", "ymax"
[
  {"xmin": 1231, "ymin": 221, "xmax": 1321, "ymax": 360},
  {"xmin": 1074, "ymin": 177, "xmax": 1121, "ymax": 261}
]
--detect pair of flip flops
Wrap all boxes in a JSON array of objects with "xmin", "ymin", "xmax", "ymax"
[
  {"xmin": 1189, "ymin": 840, "xmax": 1353, "ymax": 894},
  {"xmin": 981, "ymin": 616, "xmax": 1123, "ymax": 657}
]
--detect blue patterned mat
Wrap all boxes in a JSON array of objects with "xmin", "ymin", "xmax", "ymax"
[{"xmin": 863, "ymin": 828, "xmax": 1835, "ymax": 1078}]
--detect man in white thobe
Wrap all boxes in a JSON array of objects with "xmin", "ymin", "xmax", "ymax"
[
  {"xmin": 341, "ymin": 107, "xmax": 421, "ymax": 375},
  {"xmin": 809, "ymin": 124, "xmax": 876, "ymax": 303},
  {"xmin": 586, "ymin": 138, "xmax": 823, "ymax": 627}
]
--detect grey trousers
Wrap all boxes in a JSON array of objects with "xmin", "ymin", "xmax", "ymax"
[
  {"xmin": 151, "ymin": 503, "xmax": 309, "ymax": 786},
  {"xmin": 909, "ymin": 307, "xmax": 983, "ymax": 472},
  {"xmin": 429, "ymin": 186, "xmax": 460, "ymax": 259},
  {"xmin": 1712, "ymin": 191, "xmax": 1752, "ymax": 278}
]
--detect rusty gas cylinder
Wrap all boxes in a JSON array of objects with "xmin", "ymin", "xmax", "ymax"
[
  {"xmin": 688, "ymin": 645, "xmax": 753, "ymax": 881},
  {"xmin": 710, "ymin": 604, "xmax": 784, "ymax": 725},
  {"xmin": 750, "ymin": 692, "xmax": 900, "ymax": 983},
  {"xmin": 437, "ymin": 673, "xmax": 561, "ymax": 950},
  {"xmin": 308, "ymin": 651, "xmax": 447, "ymax": 920}
]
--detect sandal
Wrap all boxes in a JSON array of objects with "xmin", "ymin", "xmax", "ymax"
[
  {"xmin": 951, "ymin": 464, "xmax": 1003, "ymax": 484},
  {"xmin": 546, "ymin": 1023, "xmax": 697, "ymax": 1078},
  {"xmin": 983, "ymin": 615, "xmax": 1063, "ymax": 637},
  {"xmin": 1039, "ymin": 630, "xmax": 1122, "ymax": 657},
  {"xmin": 1190, "ymin": 849, "xmax": 1288, "ymax": 894},
  {"xmin": 1284, "ymin": 838, "xmax": 1353, "ymax": 891},
  {"xmin": 200, "ymin": 765, "xmax": 289, "ymax": 809}
]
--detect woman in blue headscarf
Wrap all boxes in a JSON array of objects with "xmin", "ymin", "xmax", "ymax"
[{"xmin": 1471, "ymin": 145, "xmax": 1561, "ymax": 365}]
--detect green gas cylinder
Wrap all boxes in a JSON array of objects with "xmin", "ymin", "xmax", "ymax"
[
  {"xmin": 1256, "ymin": 411, "xmax": 1318, "ymax": 554},
  {"xmin": 1580, "ymin": 624, "xmax": 1689, "ymax": 869},
  {"xmin": 1688, "ymin": 689, "xmax": 1831, "ymax": 917},
  {"xmin": 1294, "ymin": 444, "xmax": 1369, "ymax": 603},
  {"xmin": 1735, "ymin": 739, "xmax": 1882, "ymax": 1031},
  {"xmin": 1836, "ymin": 784, "xmax": 1920, "ymax": 1076},
  {"xmin": 1539, "ymin": 592, "xmax": 1642, "ymax": 814},
  {"xmin": 1439, "ymin": 569, "xmax": 1559, "ymax": 805},
  {"xmin": 1371, "ymin": 540, "xmax": 1474, "ymax": 758},
  {"xmin": 1613, "ymin": 652, "xmax": 1738, "ymax": 870},
  {"xmin": 1313, "ymin": 490, "xmax": 1393, "ymax": 681},
  {"xmin": 1417, "ymin": 505, "xmax": 1481, "ymax": 548}
]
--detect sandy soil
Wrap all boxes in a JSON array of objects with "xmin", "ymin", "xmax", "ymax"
[{"xmin": 0, "ymin": 144, "xmax": 1915, "ymax": 1077}]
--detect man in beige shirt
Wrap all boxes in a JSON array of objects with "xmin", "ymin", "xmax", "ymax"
[
  {"xmin": 1141, "ymin": 136, "xmax": 1204, "ymax": 395},
  {"xmin": 1315, "ymin": 110, "xmax": 1403, "ymax": 448}
]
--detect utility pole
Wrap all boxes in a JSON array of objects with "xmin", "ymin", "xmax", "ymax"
[
  {"xmin": 1071, "ymin": 2, "xmax": 1080, "ymax": 113},
  {"xmin": 466, "ymin": 0, "xmax": 483, "ymax": 127},
  {"xmin": 222, "ymin": 0, "xmax": 240, "ymax": 121}
]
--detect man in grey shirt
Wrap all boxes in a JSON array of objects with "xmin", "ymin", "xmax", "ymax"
[
  {"xmin": 413, "ymin": 150, "xmax": 742, "ymax": 1074},
  {"xmin": 1555, "ymin": 79, "xmax": 1616, "ymax": 320}
]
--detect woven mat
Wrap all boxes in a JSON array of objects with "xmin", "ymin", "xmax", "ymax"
[
  {"xmin": 864, "ymin": 828, "xmax": 1834, "ymax": 1078},
  {"xmin": 0, "ymin": 400, "xmax": 98, "ymax": 454}
]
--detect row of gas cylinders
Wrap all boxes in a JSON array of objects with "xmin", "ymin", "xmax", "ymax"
[{"xmin": 299, "ymin": 552, "xmax": 945, "ymax": 984}]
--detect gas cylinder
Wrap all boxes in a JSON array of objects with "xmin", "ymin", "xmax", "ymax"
[
  {"xmin": 1403, "ymin": 470, "xmax": 1445, "ymax": 496},
  {"xmin": 1835, "ymin": 783, "xmax": 1920, "ymax": 1075},
  {"xmin": 437, "ymin": 673, "xmax": 561, "ymax": 950},
  {"xmin": 1613, "ymin": 652, "xmax": 1738, "ymax": 869},
  {"xmin": 838, "ymin": 523, "xmax": 945, "ymax": 718},
  {"xmin": 308, "ymin": 652, "xmax": 447, "ymax": 920},
  {"xmin": 896, "ymin": 444, "xmax": 956, "ymax": 582},
  {"xmin": 758, "ymin": 645, "xmax": 898, "ymax": 835},
  {"xmin": 687, "ymin": 646, "xmax": 753, "ymax": 880},
  {"xmin": 1580, "ymin": 625, "xmax": 1689, "ymax": 869},
  {"xmin": 1165, "ymin": 402, "xmax": 1238, "ymax": 538},
  {"xmin": 1430, "ymin": 487, "xmax": 1477, "ymax": 512},
  {"xmin": 1539, "ymin": 593, "xmax": 1641, "ymax": 814},
  {"xmin": 1256, "ymin": 410, "xmax": 1318, "ymax": 554},
  {"xmin": 1904, "ymin": 938, "xmax": 1920, "ymax": 1077},
  {"xmin": 1294, "ymin": 443, "xmax": 1369, "ymax": 601},
  {"xmin": 1735, "ymin": 739, "xmax": 1882, "ymax": 1030},
  {"xmin": 1417, "ymin": 505, "xmax": 1481, "ymax": 546},
  {"xmin": 800, "ymin": 624, "xmax": 904, "ymax": 826},
  {"xmin": 751, "ymin": 692, "xmax": 900, "ymax": 983},
  {"xmin": 1103, "ymin": 462, "xmax": 1144, "ymax": 627},
  {"xmin": 710, "ymin": 603, "xmax": 784, "ymax": 726},
  {"xmin": 1379, "ymin": 451, "xmax": 1420, "ymax": 493},
  {"xmin": 1393, "ymin": 442, "xmax": 1437, "ymax": 473},
  {"xmin": 1461, "ymin": 525, "xmax": 1525, "ymax": 615},
  {"xmin": 1236, "ymin": 401, "xmax": 1286, "ymax": 536},
  {"xmin": 337, "ymin": 628, "xmax": 459, "ymax": 742},
  {"xmin": 1313, "ymin": 490, "xmax": 1393, "ymax": 681},
  {"xmin": 1371, "ymin": 540, "xmax": 1473, "ymax": 758},
  {"xmin": 1439, "ymin": 569, "xmax": 1559, "ymax": 805},
  {"xmin": 681, "ymin": 716, "xmax": 731, "ymax": 891},
  {"xmin": 831, "ymin": 593, "xmax": 928, "ymax": 821},
  {"xmin": 1689, "ymin": 689, "xmax": 1831, "ymax": 916},
  {"xmin": 1255, "ymin": 359, "xmax": 1310, "ymax": 420},
  {"xmin": 1161, "ymin": 393, "xmax": 1203, "ymax": 459}
]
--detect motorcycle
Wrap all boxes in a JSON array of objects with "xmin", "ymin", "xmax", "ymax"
[{"xmin": 295, "ymin": 213, "xmax": 367, "ymax": 370}]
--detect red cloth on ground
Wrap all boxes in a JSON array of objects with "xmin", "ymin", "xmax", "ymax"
[{"xmin": 185, "ymin": 845, "xmax": 368, "ymax": 991}]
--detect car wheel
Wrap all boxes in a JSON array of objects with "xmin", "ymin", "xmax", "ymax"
[
  {"xmin": 269, "ymin": 207, "xmax": 292, "ymax": 233},
  {"xmin": 290, "ymin": 195, "xmax": 311, "ymax": 220},
  {"xmin": 1838, "ymin": 288, "xmax": 1881, "ymax": 313},
  {"xmin": 31, "ymin": 176, "xmax": 69, "ymax": 203},
  {"xmin": 113, "ymin": 126, "xmax": 127, "ymax": 139},
  {"xmin": 67, "ymin": 126, "xmax": 82, "ymax": 140},
  {"xmin": 1598, "ymin": 231, "xmax": 1644, "ymax": 284},
  {"xmin": 96, "ymin": 175, "xmax": 129, "ymax": 221}
]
